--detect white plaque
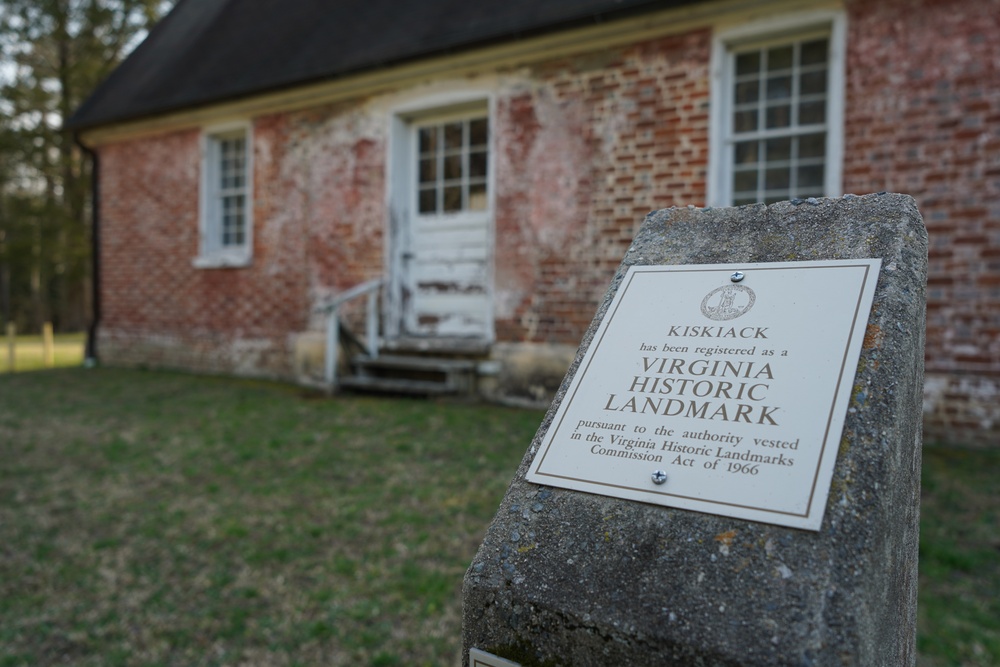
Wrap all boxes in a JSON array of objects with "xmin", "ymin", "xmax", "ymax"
[{"xmin": 526, "ymin": 259, "xmax": 881, "ymax": 530}]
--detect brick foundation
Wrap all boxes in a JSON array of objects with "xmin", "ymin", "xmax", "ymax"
[{"xmin": 923, "ymin": 373, "xmax": 1000, "ymax": 448}]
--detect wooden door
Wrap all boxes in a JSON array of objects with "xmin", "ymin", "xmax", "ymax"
[{"xmin": 397, "ymin": 113, "xmax": 492, "ymax": 339}]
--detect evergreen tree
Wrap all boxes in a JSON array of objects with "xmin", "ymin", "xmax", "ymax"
[{"xmin": 0, "ymin": 0, "xmax": 167, "ymax": 332}]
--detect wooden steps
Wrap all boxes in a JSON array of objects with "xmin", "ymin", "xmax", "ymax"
[{"xmin": 339, "ymin": 353, "xmax": 477, "ymax": 396}]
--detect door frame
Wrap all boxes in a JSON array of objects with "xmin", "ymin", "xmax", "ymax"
[{"xmin": 385, "ymin": 91, "xmax": 496, "ymax": 342}]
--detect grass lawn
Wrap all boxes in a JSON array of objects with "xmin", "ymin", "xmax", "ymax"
[
  {"xmin": 0, "ymin": 368, "xmax": 996, "ymax": 666},
  {"xmin": 918, "ymin": 446, "xmax": 1000, "ymax": 666}
]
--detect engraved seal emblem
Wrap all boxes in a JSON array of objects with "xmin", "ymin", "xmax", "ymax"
[{"xmin": 700, "ymin": 284, "xmax": 756, "ymax": 321}]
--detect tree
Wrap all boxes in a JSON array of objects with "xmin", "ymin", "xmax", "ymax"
[{"xmin": 0, "ymin": 0, "xmax": 168, "ymax": 332}]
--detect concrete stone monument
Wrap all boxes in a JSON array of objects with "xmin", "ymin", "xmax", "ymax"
[{"xmin": 463, "ymin": 194, "xmax": 927, "ymax": 666}]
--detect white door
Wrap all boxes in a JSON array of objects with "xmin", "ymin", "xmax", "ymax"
[{"xmin": 396, "ymin": 112, "xmax": 492, "ymax": 340}]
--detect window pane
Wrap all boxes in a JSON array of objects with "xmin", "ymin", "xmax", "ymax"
[
  {"xmin": 419, "ymin": 127, "xmax": 437, "ymax": 154},
  {"xmin": 469, "ymin": 182, "xmax": 488, "ymax": 211},
  {"xmin": 797, "ymin": 164, "xmax": 825, "ymax": 189},
  {"xmin": 733, "ymin": 169, "xmax": 757, "ymax": 192},
  {"xmin": 766, "ymin": 75, "xmax": 792, "ymax": 100},
  {"xmin": 469, "ymin": 150, "xmax": 488, "ymax": 178},
  {"xmin": 419, "ymin": 187, "xmax": 437, "ymax": 213},
  {"xmin": 735, "ymin": 52, "xmax": 760, "ymax": 76},
  {"xmin": 469, "ymin": 118, "xmax": 488, "ymax": 146},
  {"xmin": 801, "ymin": 39, "xmax": 828, "ymax": 66},
  {"xmin": 733, "ymin": 197, "xmax": 757, "ymax": 206},
  {"xmin": 443, "ymin": 185, "xmax": 462, "ymax": 212},
  {"xmin": 734, "ymin": 141, "xmax": 758, "ymax": 165},
  {"xmin": 735, "ymin": 80, "xmax": 759, "ymax": 104},
  {"xmin": 800, "ymin": 70, "xmax": 827, "ymax": 96},
  {"xmin": 799, "ymin": 100, "xmax": 826, "ymax": 124},
  {"xmin": 765, "ymin": 167, "xmax": 790, "ymax": 190},
  {"xmin": 419, "ymin": 157, "xmax": 437, "ymax": 183},
  {"xmin": 799, "ymin": 133, "xmax": 826, "ymax": 158},
  {"xmin": 734, "ymin": 110, "xmax": 758, "ymax": 133},
  {"xmin": 443, "ymin": 154, "xmax": 463, "ymax": 180},
  {"xmin": 765, "ymin": 137, "xmax": 791, "ymax": 162},
  {"xmin": 765, "ymin": 105, "xmax": 791, "ymax": 129},
  {"xmin": 444, "ymin": 122, "xmax": 463, "ymax": 150},
  {"xmin": 767, "ymin": 45, "xmax": 793, "ymax": 71}
]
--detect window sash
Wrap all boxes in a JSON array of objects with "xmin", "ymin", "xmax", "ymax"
[
  {"xmin": 414, "ymin": 115, "xmax": 489, "ymax": 216},
  {"xmin": 206, "ymin": 130, "xmax": 249, "ymax": 254},
  {"xmin": 723, "ymin": 31, "xmax": 833, "ymax": 205}
]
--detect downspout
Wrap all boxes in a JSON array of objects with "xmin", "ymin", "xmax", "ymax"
[{"xmin": 76, "ymin": 136, "xmax": 100, "ymax": 366}]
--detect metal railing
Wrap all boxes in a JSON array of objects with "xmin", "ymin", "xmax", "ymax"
[{"xmin": 317, "ymin": 278, "xmax": 384, "ymax": 391}]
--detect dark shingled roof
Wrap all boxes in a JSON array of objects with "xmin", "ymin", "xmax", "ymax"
[{"xmin": 68, "ymin": 0, "xmax": 699, "ymax": 131}]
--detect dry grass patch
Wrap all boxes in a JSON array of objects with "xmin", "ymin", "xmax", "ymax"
[{"xmin": 0, "ymin": 332, "xmax": 85, "ymax": 374}]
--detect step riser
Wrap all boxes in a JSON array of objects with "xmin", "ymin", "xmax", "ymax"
[{"xmin": 341, "ymin": 353, "xmax": 477, "ymax": 396}]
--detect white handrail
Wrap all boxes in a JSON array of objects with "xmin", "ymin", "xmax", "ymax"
[
  {"xmin": 318, "ymin": 278, "xmax": 384, "ymax": 312},
  {"xmin": 318, "ymin": 278, "xmax": 384, "ymax": 391}
]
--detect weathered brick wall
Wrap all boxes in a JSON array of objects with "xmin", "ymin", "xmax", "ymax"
[
  {"xmin": 843, "ymin": 0, "xmax": 1000, "ymax": 446},
  {"xmin": 98, "ymin": 104, "xmax": 389, "ymax": 378},
  {"xmin": 256, "ymin": 104, "xmax": 387, "ymax": 326},
  {"xmin": 493, "ymin": 30, "xmax": 711, "ymax": 344},
  {"xmin": 97, "ymin": 30, "xmax": 712, "ymax": 379},
  {"xmin": 96, "ymin": 0, "xmax": 998, "ymax": 444}
]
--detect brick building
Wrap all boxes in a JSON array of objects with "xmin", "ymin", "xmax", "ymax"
[{"xmin": 69, "ymin": 0, "xmax": 999, "ymax": 446}]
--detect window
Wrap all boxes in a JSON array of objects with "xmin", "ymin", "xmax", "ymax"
[
  {"xmin": 710, "ymin": 12, "xmax": 844, "ymax": 206},
  {"xmin": 197, "ymin": 123, "xmax": 252, "ymax": 267},
  {"xmin": 415, "ymin": 115, "xmax": 489, "ymax": 215}
]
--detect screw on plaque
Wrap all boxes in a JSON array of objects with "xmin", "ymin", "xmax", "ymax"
[
  {"xmin": 651, "ymin": 470, "xmax": 668, "ymax": 485},
  {"xmin": 730, "ymin": 271, "xmax": 745, "ymax": 283}
]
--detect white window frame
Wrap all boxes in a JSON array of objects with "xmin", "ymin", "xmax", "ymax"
[
  {"xmin": 195, "ymin": 121, "xmax": 253, "ymax": 268},
  {"xmin": 708, "ymin": 10, "xmax": 846, "ymax": 207}
]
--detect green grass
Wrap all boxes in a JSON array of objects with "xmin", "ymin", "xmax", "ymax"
[
  {"xmin": 0, "ymin": 332, "xmax": 85, "ymax": 373},
  {"xmin": 917, "ymin": 446, "xmax": 1000, "ymax": 666},
  {"xmin": 0, "ymin": 368, "xmax": 996, "ymax": 666},
  {"xmin": 0, "ymin": 368, "xmax": 543, "ymax": 666}
]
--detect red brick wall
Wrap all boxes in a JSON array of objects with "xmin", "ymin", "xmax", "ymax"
[
  {"xmin": 843, "ymin": 0, "xmax": 1000, "ymax": 446},
  {"xmin": 95, "ymin": 1, "xmax": 998, "ymax": 443},
  {"xmin": 97, "ymin": 30, "xmax": 712, "ymax": 375},
  {"xmin": 97, "ymin": 106, "xmax": 384, "ymax": 376},
  {"xmin": 493, "ymin": 30, "xmax": 711, "ymax": 344}
]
